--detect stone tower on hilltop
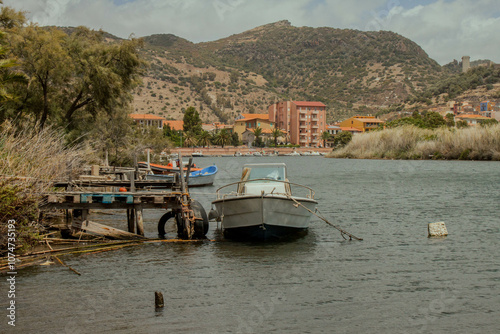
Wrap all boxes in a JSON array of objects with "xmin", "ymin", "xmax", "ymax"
[{"xmin": 462, "ymin": 56, "xmax": 470, "ymax": 72}]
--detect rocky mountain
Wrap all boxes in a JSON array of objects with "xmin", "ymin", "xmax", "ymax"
[{"xmin": 133, "ymin": 20, "xmax": 451, "ymax": 123}]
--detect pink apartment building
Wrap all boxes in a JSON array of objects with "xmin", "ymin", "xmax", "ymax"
[{"xmin": 268, "ymin": 101, "xmax": 327, "ymax": 147}]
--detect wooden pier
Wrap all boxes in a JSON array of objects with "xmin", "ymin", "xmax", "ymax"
[{"xmin": 40, "ymin": 156, "xmax": 209, "ymax": 240}]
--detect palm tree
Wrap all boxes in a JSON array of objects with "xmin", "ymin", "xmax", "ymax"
[
  {"xmin": 271, "ymin": 127, "xmax": 283, "ymax": 146},
  {"xmin": 198, "ymin": 130, "xmax": 211, "ymax": 148},
  {"xmin": 253, "ymin": 126, "xmax": 263, "ymax": 147},
  {"xmin": 321, "ymin": 131, "xmax": 331, "ymax": 148},
  {"xmin": 214, "ymin": 129, "xmax": 231, "ymax": 148},
  {"xmin": 183, "ymin": 131, "xmax": 197, "ymax": 147}
]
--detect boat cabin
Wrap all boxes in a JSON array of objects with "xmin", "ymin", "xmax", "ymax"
[{"xmin": 239, "ymin": 163, "xmax": 290, "ymax": 195}]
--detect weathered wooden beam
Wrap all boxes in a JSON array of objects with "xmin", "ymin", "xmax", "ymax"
[{"xmin": 73, "ymin": 219, "xmax": 146, "ymax": 240}]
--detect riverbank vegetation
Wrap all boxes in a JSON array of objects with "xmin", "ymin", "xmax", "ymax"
[
  {"xmin": 0, "ymin": 121, "xmax": 85, "ymax": 254},
  {"xmin": 328, "ymin": 124, "xmax": 500, "ymax": 160}
]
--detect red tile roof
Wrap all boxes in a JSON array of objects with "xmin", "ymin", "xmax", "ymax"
[
  {"xmin": 292, "ymin": 101, "xmax": 326, "ymax": 107},
  {"xmin": 164, "ymin": 120, "xmax": 184, "ymax": 131},
  {"xmin": 240, "ymin": 113, "xmax": 270, "ymax": 121}
]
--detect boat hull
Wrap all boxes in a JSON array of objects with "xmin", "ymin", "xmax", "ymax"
[
  {"xmin": 212, "ymin": 195, "xmax": 317, "ymax": 240},
  {"xmin": 145, "ymin": 165, "xmax": 217, "ymax": 187}
]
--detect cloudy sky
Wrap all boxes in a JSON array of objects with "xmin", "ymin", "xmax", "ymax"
[{"xmin": 4, "ymin": 0, "xmax": 499, "ymax": 65}]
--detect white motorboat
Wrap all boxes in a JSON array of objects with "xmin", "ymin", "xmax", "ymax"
[
  {"xmin": 284, "ymin": 151, "xmax": 301, "ymax": 156},
  {"xmin": 210, "ymin": 163, "xmax": 317, "ymax": 240}
]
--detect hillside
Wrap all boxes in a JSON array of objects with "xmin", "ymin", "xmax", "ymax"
[{"xmin": 133, "ymin": 20, "xmax": 451, "ymax": 123}]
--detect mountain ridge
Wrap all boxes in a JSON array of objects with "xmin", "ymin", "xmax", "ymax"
[{"xmin": 130, "ymin": 21, "xmax": 495, "ymax": 123}]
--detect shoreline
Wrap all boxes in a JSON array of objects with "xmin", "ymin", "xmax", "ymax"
[{"xmin": 175, "ymin": 146, "xmax": 332, "ymax": 156}]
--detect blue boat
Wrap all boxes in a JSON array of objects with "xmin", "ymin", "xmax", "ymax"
[{"xmin": 145, "ymin": 165, "xmax": 218, "ymax": 187}]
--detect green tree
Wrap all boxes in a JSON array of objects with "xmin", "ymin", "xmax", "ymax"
[
  {"xmin": 9, "ymin": 25, "xmax": 71, "ymax": 128},
  {"xmin": 231, "ymin": 132, "xmax": 240, "ymax": 146},
  {"xmin": 8, "ymin": 25, "xmax": 144, "ymax": 130},
  {"xmin": 62, "ymin": 28, "xmax": 144, "ymax": 128},
  {"xmin": 456, "ymin": 120, "xmax": 469, "ymax": 128},
  {"xmin": 182, "ymin": 106, "xmax": 202, "ymax": 135},
  {"xmin": 321, "ymin": 131, "xmax": 330, "ymax": 147},
  {"xmin": 252, "ymin": 126, "xmax": 263, "ymax": 147},
  {"xmin": 198, "ymin": 130, "xmax": 211, "ymax": 148},
  {"xmin": 445, "ymin": 113, "xmax": 455, "ymax": 127},
  {"xmin": 0, "ymin": 3, "xmax": 26, "ymax": 30},
  {"xmin": 183, "ymin": 131, "xmax": 197, "ymax": 147},
  {"xmin": 479, "ymin": 118, "xmax": 499, "ymax": 127},
  {"xmin": 271, "ymin": 127, "xmax": 283, "ymax": 146},
  {"xmin": 423, "ymin": 111, "xmax": 446, "ymax": 129},
  {"xmin": 229, "ymin": 70, "xmax": 240, "ymax": 83},
  {"xmin": 333, "ymin": 131, "xmax": 353, "ymax": 148},
  {"xmin": 214, "ymin": 129, "xmax": 231, "ymax": 148},
  {"xmin": 0, "ymin": 32, "xmax": 26, "ymax": 115}
]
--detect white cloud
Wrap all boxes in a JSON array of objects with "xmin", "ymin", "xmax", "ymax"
[
  {"xmin": 3, "ymin": 0, "xmax": 499, "ymax": 64},
  {"xmin": 380, "ymin": 0, "xmax": 500, "ymax": 63}
]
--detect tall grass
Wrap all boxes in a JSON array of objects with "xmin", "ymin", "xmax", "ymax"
[
  {"xmin": 0, "ymin": 121, "xmax": 85, "ymax": 254},
  {"xmin": 328, "ymin": 124, "xmax": 500, "ymax": 160}
]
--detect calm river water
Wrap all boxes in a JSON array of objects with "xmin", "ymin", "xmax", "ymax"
[{"xmin": 2, "ymin": 157, "xmax": 499, "ymax": 333}]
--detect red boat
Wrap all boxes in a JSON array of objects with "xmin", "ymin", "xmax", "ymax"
[{"xmin": 137, "ymin": 161, "xmax": 201, "ymax": 175}]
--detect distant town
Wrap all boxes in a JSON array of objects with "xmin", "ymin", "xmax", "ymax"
[{"xmin": 130, "ymin": 98, "xmax": 499, "ymax": 149}]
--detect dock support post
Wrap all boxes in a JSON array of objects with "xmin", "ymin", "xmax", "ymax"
[
  {"xmin": 127, "ymin": 208, "xmax": 135, "ymax": 233},
  {"xmin": 65, "ymin": 209, "xmax": 73, "ymax": 229},
  {"xmin": 136, "ymin": 208, "xmax": 144, "ymax": 236},
  {"xmin": 128, "ymin": 171, "xmax": 136, "ymax": 192}
]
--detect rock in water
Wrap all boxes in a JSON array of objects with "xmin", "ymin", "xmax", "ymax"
[{"xmin": 428, "ymin": 222, "xmax": 448, "ymax": 237}]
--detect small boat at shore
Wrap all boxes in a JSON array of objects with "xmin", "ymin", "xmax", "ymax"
[
  {"xmin": 284, "ymin": 151, "xmax": 301, "ymax": 156},
  {"xmin": 145, "ymin": 165, "xmax": 218, "ymax": 187},
  {"xmin": 138, "ymin": 161, "xmax": 201, "ymax": 174},
  {"xmin": 210, "ymin": 163, "xmax": 317, "ymax": 240}
]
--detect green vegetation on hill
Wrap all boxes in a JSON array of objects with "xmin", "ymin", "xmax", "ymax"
[
  {"xmin": 139, "ymin": 20, "xmax": 451, "ymax": 121},
  {"xmin": 409, "ymin": 66, "xmax": 500, "ymax": 104}
]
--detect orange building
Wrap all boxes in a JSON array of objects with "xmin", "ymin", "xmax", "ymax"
[
  {"xmin": 233, "ymin": 114, "xmax": 273, "ymax": 141},
  {"xmin": 455, "ymin": 114, "xmax": 490, "ymax": 126},
  {"xmin": 268, "ymin": 101, "xmax": 326, "ymax": 147},
  {"xmin": 339, "ymin": 116, "xmax": 384, "ymax": 132}
]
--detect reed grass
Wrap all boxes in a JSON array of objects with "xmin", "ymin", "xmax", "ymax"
[
  {"xmin": 328, "ymin": 124, "xmax": 500, "ymax": 161},
  {"xmin": 0, "ymin": 121, "xmax": 85, "ymax": 254}
]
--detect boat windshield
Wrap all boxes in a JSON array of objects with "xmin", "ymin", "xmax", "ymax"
[{"xmin": 246, "ymin": 166, "xmax": 286, "ymax": 181}]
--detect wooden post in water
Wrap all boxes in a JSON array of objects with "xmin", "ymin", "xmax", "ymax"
[
  {"xmin": 185, "ymin": 157, "xmax": 193, "ymax": 185},
  {"xmin": 128, "ymin": 171, "xmax": 136, "ymax": 193},
  {"xmin": 178, "ymin": 154, "xmax": 186, "ymax": 196},
  {"xmin": 65, "ymin": 209, "xmax": 73, "ymax": 229},
  {"xmin": 127, "ymin": 209, "xmax": 135, "ymax": 233},
  {"xmin": 147, "ymin": 148, "xmax": 151, "ymax": 171},
  {"xmin": 136, "ymin": 208, "xmax": 144, "ymax": 236},
  {"xmin": 155, "ymin": 291, "xmax": 164, "ymax": 308}
]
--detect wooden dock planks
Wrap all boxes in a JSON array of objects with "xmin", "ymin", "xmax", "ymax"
[{"xmin": 40, "ymin": 192, "xmax": 182, "ymax": 210}]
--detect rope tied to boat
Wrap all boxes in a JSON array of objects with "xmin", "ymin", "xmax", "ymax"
[{"xmin": 286, "ymin": 195, "xmax": 363, "ymax": 241}]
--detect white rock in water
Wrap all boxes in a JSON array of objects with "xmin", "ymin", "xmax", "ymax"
[{"xmin": 428, "ymin": 222, "xmax": 448, "ymax": 237}]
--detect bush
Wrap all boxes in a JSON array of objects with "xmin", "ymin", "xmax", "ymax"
[
  {"xmin": 328, "ymin": 124, "xmax": 500, "ymax": 160},
  {"xmin": 0, "ymin": 121, "xmax": 85, "ymax": 254}
]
